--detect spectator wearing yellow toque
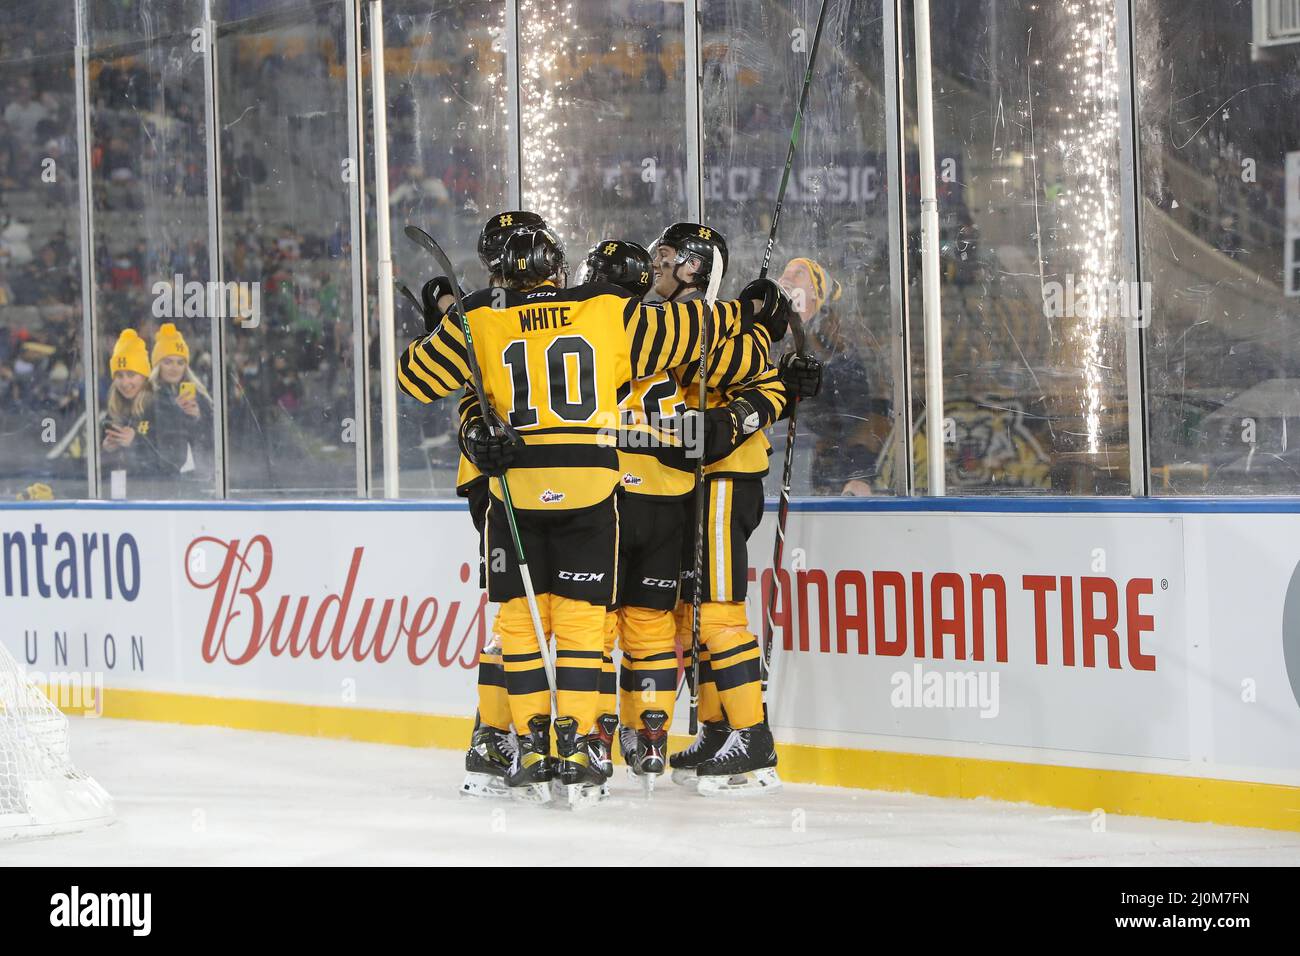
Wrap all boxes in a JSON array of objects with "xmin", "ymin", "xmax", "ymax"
[
  {"xmin": 150, "ymin": 322, "xmax": 213, "ymax": 480},
  {"xmin": 103, "ymin": 328, "xmax": 164, "ymax": 477}
]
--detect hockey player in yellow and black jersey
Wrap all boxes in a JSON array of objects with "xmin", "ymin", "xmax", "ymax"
[
  {"xmin": 647, "ymin": 222, "xmax": 823, "ymax": 795},
  {"xmin": 397, "ymin": 224, "xmax": 792, "ymax": 801},
  {"xmin": 428, "ymin": 211, "xmax": 549, "ymax": 799},
  {"xmin": 567, "ymin": 239, "xmax": 662, "ymax": 779},
  {"xmin": 579, "ymin": 233, "xmax": 790, "ymax": 789}
]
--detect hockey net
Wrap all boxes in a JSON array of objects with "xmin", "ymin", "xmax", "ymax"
[{"xmin": 0, "ymin": 642, "xmax": 114, "ymax": 840}]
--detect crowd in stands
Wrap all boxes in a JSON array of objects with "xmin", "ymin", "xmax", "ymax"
[{"xmin": 2, "ymin": 2, "xmax": 1293, "ymax": 500}]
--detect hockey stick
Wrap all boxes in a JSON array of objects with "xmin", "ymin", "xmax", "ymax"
[
  {"xmin": 395, "ymin": 280, "xmax": 423, "ymax": 322},
  {"xmin": 403, "ymin": 224, "xmax": 559, "ymax": 714},
  {"xmin": 687, "ymin": 246, "xmax": 725, "ymax": 736},
  {"xmin": 759, "ymin": 0, "xmax": 832, "ymax": 704}
]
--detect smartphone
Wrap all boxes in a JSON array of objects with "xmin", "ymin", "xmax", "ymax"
[{"xmin": 179, "ymin": 382, "xmax": 196, "ymax": 401}]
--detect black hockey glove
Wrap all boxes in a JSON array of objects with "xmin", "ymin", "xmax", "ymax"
[
  {"xmin": 779, "ymin": 351, "xmax": 823, "ymax": 400},
  {"xmin": 458, "ymin": 416, "xmax": 523, "ymax": 477},
  {"xmin": 739, "ymin": 278, "xmax": 790, "ymax": 343},
  {"xmin": 420, "ymin": 276, "xmax": 461, "ymax": 333},
  {"xmin": 687, "ymin": 397, "xmax": 762, "ymax": 465}
]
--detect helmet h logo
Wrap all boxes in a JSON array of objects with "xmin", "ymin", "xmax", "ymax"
[
  {"xmin": 603, "ymin": 243, "xmax": 618, "ymax": 255},
  {"xmin": 500, "ymin": 214, "xmax": 514, "ymax": 226},
  {"xmin": 698, "ymin": 227, "xmax": 712, "ymax": 240}
]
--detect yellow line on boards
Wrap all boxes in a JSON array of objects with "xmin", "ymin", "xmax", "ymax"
[{"xmin": 79, "ymin": 687, "xmax": 1300, "ymax": 833}]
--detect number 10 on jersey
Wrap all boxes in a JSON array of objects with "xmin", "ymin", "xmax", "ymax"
[{"xmin": 501, "ymin": 335, "xmax": 599, "ymax": 428}]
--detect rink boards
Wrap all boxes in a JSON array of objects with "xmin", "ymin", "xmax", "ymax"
[{"xmin": 2, "ymin": 497, "xmax": 1299, "ymax": 831}]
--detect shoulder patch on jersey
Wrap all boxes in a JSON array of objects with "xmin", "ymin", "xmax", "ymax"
[
  {"xmin": 621, "ymin": 472, "xmax": 643, "ymax": 486},
  {"xmin": 539, "ymin": 488, "xmax": 566, "ymax": 503}
]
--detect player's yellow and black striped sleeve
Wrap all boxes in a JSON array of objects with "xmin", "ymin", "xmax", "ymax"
[
  {"xmin": 624, "ymin": 296, "xmax": 751, "ymax": 380},
  {"xmin": 678, "ymin": 324, "xmax": 773, "ymax": 392},
  {"xmin": 732, "ymin": 365, "xmax": 789, "ymax": 429},
  {"xmin": 397, "ymin": 317, "xmax": 471, "ymax": 403},
  {"xmin": 457, "ymin": 388, "xmax": 481, "ymax": 423}
]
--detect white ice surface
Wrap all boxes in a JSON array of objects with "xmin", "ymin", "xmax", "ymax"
[{"xmin": 2, "ymin": 718, "xmax": 1299, "ymax": 866}]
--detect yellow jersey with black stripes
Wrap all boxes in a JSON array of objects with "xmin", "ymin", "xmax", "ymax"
[
  {"xmin": 615, "ymin": 371, "xmax": 692, "ymax": 498},
  {"xmin": 676, "ymin": 319, "xmax": 789, "ymax": 481},
  {"xmin": 684, "ymin": 364, "xmax": 789, "ymax": 479},
  {"xmin": 616, "ymin": 323, "xmax": 778, "ymax": 498},
  {"xmin": 397, "ymin": 281, "xmax": 752, "ymax": 510}
]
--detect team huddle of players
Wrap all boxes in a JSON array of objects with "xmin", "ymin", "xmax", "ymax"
[{"xmin": 396, "ymin": 210, "xmax": 821, "ymax": 805}]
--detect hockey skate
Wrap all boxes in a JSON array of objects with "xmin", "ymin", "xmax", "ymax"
[
  {"xmin": 695, "ymin": 722, "xmax": 782, "ymax": 797},
  {"xmin": 460, "ymin": 723, "xmax": 518, "ymax": 799},
  {"xmin": 624, "ymin": 709, "xmax": 668, "ymax": 795},
  {"xmin": 506, "ymin": 715, "xmax": 555, "ymax": 804},
  {"xmin": 618, "ymin": 724, "xmax": 639, "ymax": 766},
  {"xmin": 551, "ymin": 717, "xmax": 609, "ymax": 811},
  {"xmin": 668, "ymin": 719, "xmax": 731, "ymax": 789},
  {"xmin": 590, "ymin": 713, "xmax": 619, "ymax": 780}
]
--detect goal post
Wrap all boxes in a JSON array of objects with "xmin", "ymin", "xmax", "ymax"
[{"xmin": 0, "ymin": 642, "xmax": 114, "ymax": 841}]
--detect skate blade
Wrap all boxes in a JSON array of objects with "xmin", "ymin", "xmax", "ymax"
[
  {"xmin": 695, "ymin": 767, "xmax": 783, "ymax": 797},
  {"xmin": 508, "ymin": 781, "xmax": 554, "ymax": 805},
  {"xmin": 624, "ymin": 766, "xmax": 662, "ymax": 797},
  {"xmin": 460, "ymin": 772, "xmax": 511, "ymax": 799},
  {"xmin": 551, "ymin": 781, "xmax": 609, "ymax": 811},
  {"xmin": 671, "ymin": 767, "xmax": 700, "ymax": 790}
]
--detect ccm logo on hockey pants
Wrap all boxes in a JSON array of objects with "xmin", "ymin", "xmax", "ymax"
[
  {"xmin": 484, "ymin": 494, "xmax": 618, "ymax": 606},
  {"xmin": 558, "ymin": 570, "xmax": 606, "ymax": 582}
]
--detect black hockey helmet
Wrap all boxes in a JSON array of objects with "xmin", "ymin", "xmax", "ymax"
[
  {"xmin": 501, "ymin": 227, "xmax": 566, "ymax": 289},
  {"xmin": 478, "ymin": 210, "xmax": 547, "ymax": 276},
  {"xmin": 579, "ymin": 239, "xmax": 653, "ymax": 298},
  {"xmin": 651, "ymin": 221, "xmax": 729, "ymax": 292}
]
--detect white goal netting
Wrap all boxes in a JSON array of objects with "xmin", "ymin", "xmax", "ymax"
[{"xmin": 0, "ymin": 642, "xmax": 114, "ymax": 840}]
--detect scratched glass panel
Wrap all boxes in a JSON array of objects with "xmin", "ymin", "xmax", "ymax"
[
  {"xmin": 903, "ymin": 0, "xmax": 1132, "ymax": 495},
  {"xmin": 516, "ymin": 0, "xmax": 687, "ymax": 257},
  {"xmin": 88, "ymin": 0, "xmax": 198, "ymax": 45},
  {"xmin": 374, "ymin": 0, "xmax": 509, "ymax": 497},
  {"xmin": 216, "ymin": 1, "xmax": 359, "ymax": 497},
  {"xmin": 703, "ymin": 0, "xmax": 897, "ymax": 496},
  {"xmin": 88, "ymin": 2, "xmax": 217, "ymax": 499},
  {"xmin": 0, "ymin": 18, "xmax": 85, "ymax": 498},
  {"xmin": 1137, "ymin": 0, "xmax": 1300, "ymax": 494}
]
